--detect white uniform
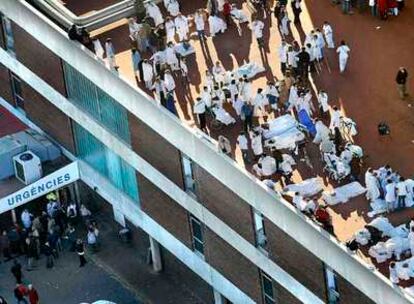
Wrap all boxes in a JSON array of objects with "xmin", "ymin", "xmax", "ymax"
[
  {"xmin": 209, "ymin": 15, "xmax": 227, "ymax": 37},
  {"xmin": 174, "ymin": 15, "xmax": 189, "ymax": 41},
  {"xmin": 329, "ymin": 109, "xmax": 341, "ymax": 130},
  {"xmin": 146, "ymin": 3, "xmax": 164, "ymax": 26},
  {"xmin": 165, "ymin": 20, "xmax": 176, "ymax": 42},
  {"xmin": 253, "ymin": 93, "xmax": 267, "ymax": 117},
  {"xmin": 165, "ymin": 46, "xmax": 179, "ymax": 70},
  {"xmin": 105, "ymin": 41, "xmax": 116, "ymax": 70},
  {"xmin": 142, "ymin": 62, "xmax": 154, "ymax": 88},
  {"xmin": 336, "ymin": 44, "xmax": 350, "ymax": 72},
  {"xmin": 93, "ymin": 39, "xmax": 104, "ymax": 60},
  {"xmin": 251, "ymin": 133, "xmax": 263, "ymax": 156},
  {"xmin": 164, "ymin": 0, "xmax": 180, "ymax": 17},
  {"xmin": 323, "ymin": 24, "xmax": 335, "ymax": 48},
  {"xmin": 252, "ymin": 20, "xmax": 264, "ymax": 39},
  {"xmin": 365, "ymin": 172, "xmax": 380, "ymax": 201},
  {"xmin": 194, "ymin": 13, "xmax": 205, "ymax": 32},
  {"xmin": 318, "ymin": 92, "xmax": 329, "ymax": 113},
  {"xmin": 164, "ymin": 73, "xmax": 176, "ymax": 93}
]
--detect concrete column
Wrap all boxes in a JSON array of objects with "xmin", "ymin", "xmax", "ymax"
[
  {"xmin": 149, "ymin": 236, "xmax": 163, "ymax": 272},
  {"xmin": 213, "ymin": 289, "xmax": 224, "ymax": 304}
]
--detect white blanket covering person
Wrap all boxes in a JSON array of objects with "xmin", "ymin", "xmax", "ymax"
[
  {"xmin": 368, "ymin": 217, "xmax": 409, "ymax": 239},
  {"xmin": 209, "ymin": 15, "xmax": 227, "ymax": 37},
  {"xmin": 355, "ymin": 228, "xmax": 371, "ymax": 246},
  {"xmin": 284, "ymin": 177, "xmax": 324, "ymax": 197},
  {"xmin": 265, "ymin": 128, "xmax": 306, "ymax": 150},
  {"xmin": 322, "ymin": 182, "xmax": 366, "ymax": 205},
  {"xmin": 263, "ymin": 115, "xmax": 298, "ymax": 139},
  {"xmin": 212, "ymin": 106, "xmax": 236, "ymax": 125},
  {"xmin": 395, "ymin": 257, "xmax": 414, "ymax": 280},
  {"xmin": 234, "ymin": 62, "xmax": 265, "ymax": 79},
  {"xmin": 230, "ymin": 5, "xmax": 249, "ymax": 23}
]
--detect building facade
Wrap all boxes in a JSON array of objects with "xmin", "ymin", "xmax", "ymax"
[{"xmin": 0, "ymin": 1, "xmax": 409, "ymax": 303}]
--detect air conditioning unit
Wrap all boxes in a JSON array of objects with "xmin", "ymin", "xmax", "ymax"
[{"xmin": 13, "ymin": 151, "xmax": 42, "ymax": 185}]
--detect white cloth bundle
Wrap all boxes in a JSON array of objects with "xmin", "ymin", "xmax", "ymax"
[
  {"xmin": 212, "ymin": 107, "xmax": 236, "ymax": 125},
  {"xmin": 322, "ymin": 182, "xmax": 366, "ymax": 205},
  {"xmin": 284, "ymin": 177, "xmax": 324, "ymax": 197},
  {"xmin": 234, "ymin": 62, "xmax": 265, "ymax": 79}
]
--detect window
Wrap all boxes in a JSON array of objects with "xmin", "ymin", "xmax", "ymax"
[
  {"xmin": 190, "ymin": 216, "xmax": 204, "ymax": 256},
  {"xmin": 253, "ymin": 209, "xmax": 267, "ymax": 251},
  {"xmin": 261, "ymin": 272, "xmax": 276, "ymax": 304},
  {"xmin": 1, "ymin": 16, "xmax": 16, "ymax": 57},
  {"xmin": 324, "ymin": 265, "xmax": 340, "ymax": 304},
  {"xmin": 10, "ymin": 73, "xmax": 24, "ymax": 109},
  {"xmin": 181, "ymin": 154, "xmax": 196, "ymax": 194}
]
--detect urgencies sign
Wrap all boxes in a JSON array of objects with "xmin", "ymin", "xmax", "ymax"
[{"xmin": 0, "ymin": 162, "xmax": 79, "ymax": 214}]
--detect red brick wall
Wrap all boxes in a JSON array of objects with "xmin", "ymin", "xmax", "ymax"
[
  {"xmin": 128, "ymin": 112, "xmax": 184, "ymax": 188},
  {"xmin": 0, "ymin": 64, "xmax": 13, "ymax": 105},
  {"xmin": 193, "ymin": 164, "xmax": 256, "ymax": 244},
  {"xmin": 21, "ymin": 84, "xmax": 75, "ymax": 152},
  {"xmin": 273, "ymin": 280, "xmax": 302, "ymax": 304},
  {"xmin": 137, "ymin": 173, "xmax": 192, "ymax": 248},
  {"xmin": 204, "ymin": 228, "xmax": 263, "ymax": 303},
  {"xmin": 11, "ymin": 22, "xmax": 67, "ymax": 96},
  {"xmin": 336, "ymin": 273, "xmax": 375, "ymax": 304},
  {"xmin": 263, "ymin": 218, "xmax": 327, "ymax": 300}
]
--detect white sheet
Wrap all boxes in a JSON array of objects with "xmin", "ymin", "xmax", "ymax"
[
  {"xmin": 174, "ymin": 43, "xmax": 196, "ymax": 57},
  {"xmin": 234, "ymin": 62, "xmax": 265, "ymax": 79},
  {"xmin": 284, "ymin": 177, "xmax": 324, "ymax": 197},
  {"xmin": 263, "ymin": 115, "xmax": 298, "ymax": 139},
  {"xmin": 368, "ymin": 199, "xmax": 387, "ymax": 218},
  {"xmin": 265, "ymin": 128, "xmax": 305, "ymax": 150},
  {"xmin": 322, "ymin": 182, "xmax": 366, "ymax": 205}
]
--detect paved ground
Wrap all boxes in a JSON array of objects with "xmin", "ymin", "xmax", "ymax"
[
  {"xmin": 56, "ymin": 0, "xmax": 414, "ymax": 291},
  {"xmin": 0, "ymin": 200, "xmax": 212, "ymax": 304},
  {"xmin": 0, "ymin": 251, "xmax": 140, "ymax": 304},
  {"xmin": 89, "ymin": 0, "xmax": 414, "ymax": 241}
]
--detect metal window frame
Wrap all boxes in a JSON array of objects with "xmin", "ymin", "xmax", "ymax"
[
  {"xmin": 189, "ymin": 215, "xmax": 205, "ymax": 256},
  {"xmin": 261, "ymin": 271, "xmax": 276, "ymax": 304}
]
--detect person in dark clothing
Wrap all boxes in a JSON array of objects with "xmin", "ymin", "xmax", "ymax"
[
  {"xmin": 68, "ymin": 25, "xmax": 81, "ymax": 42},
  {"xmin": 0, "ymin": 230, "xmax": 11, "ymax": 262},
  {"xmin": 241, "ymin": 102, "xmax": 254, "ymax": 133},
  {"xmin": 76, "ymin": 239, "xmax": 87, "ymax": 267},
  {"xmin": 223, "ymin": 0, "xmax": 232, "ymax": 25},
  {"xmin": 11, "ymin": 260, "xmax": 22, "ymax": 284},
  {"xmin": 43, "ymin": 242, "xmax": 53, "ymax": 269},
  {"xmin": 0, "ymin": 295, "xmax": 8, "ymax": 304},
  {"xmin": 297, "ymin": 47, "xmax": 310, "ymax": 78},
  {"xmin": 14, "ymin": 284, "xmax": 28, "ymax": 304},
  {"xmin": 332, "ymin": 127, "xmax": 344, "ymax": 156},
  {"xmin": 272, "ymin": 148, "xmax": 284, "ymax": 172},
  {"xmin": 26, "ymin": 238, "xmax": 37, "ymax": 271},
  {"xmin": 396, "ymin": 67, "xmax": 408, "ymax": 99}
]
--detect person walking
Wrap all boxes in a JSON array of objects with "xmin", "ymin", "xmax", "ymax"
[
  {"xmin": 396, "ymin": 177, "xmax": 408, "ymax": 210},
  {"xmin": 396, "ymin": 67, "xmax": 408, "ymax": 99},
  {"xmin": 76, "ymin": 239, "xmax": 87, "ymax": 267},
  {"xmin": 27, "ymin": 284, "xmax": 39, "ymax": 304},
  {"xmin": 13, "ymin": 284, "xmax": 28, "ymax": 304},
  {"xmin": 336, "ymin": 40, "xmax": 350, "ymax": 73},
  {"xmin": 10, "ymin": 260, "xmax": 23, "ymax": 284}
]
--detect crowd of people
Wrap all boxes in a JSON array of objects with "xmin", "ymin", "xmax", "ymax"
[
  {"xmin": 0, "ymin": 192, "xmax": 99, "ymax": 303},
  {"xmin": 64, "ymin": 0, "xmax": 413, "ymax": 288},
  {"xmin": 333, "ymin": 0, "xmax": 406, "ymax": 20}
]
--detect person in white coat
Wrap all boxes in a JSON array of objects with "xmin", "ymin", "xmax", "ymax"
[
  {"xmin": 318, "ymin": 90, "xmax": 329, "ymax": 116},
  {"xmin": 253, "ymin": 88, "xmax": 267, "ymax": 117},
  {"xmin": 329, "ymin": 106, "xmax": 341, "ymax": 130},
  {"xmin": 194, "ymin": 9, "xmax": 206, "ymax": 40},
  {"xmin": 92, "ymin": 38, "xmax": 105, "ymax": 60},
  {"xmin": 365, "ymin": 169, "xmax": 380, "ymax": 201},
  {"xmin": 313, "ymin": 119, "xmax": 330, "ymax": 144},
  {"xmin": 105, "ymin": 38, "xmax": 116, "ymax": 70},
  {"xmin": 278, "ymin": 40, "xmax": 289, "ymax": 75},
  {"xmin": 385, "ymin": 179, "xmax": 397, "ymax": 212},
  {"xmin": 250, "ymin": 130, "xmax": 263, "ymax": 160},
  {"xmin": 323, "ymin": 21, "xmax": 335, "ymax": 49},
  {"xmin": 209, "ymin": 14, "xmax": 227, "ymax": 37},
  {"xmin": 164, "ymin": 70, "xmax": 176, "ymax": 94},
  {"xmin": 164, "ymin": 0, "xmax": 180, "ymax": 17},
  {"xmin": 146, "ymin": 3, "xmax": 164, "ymax": 26},
  {"xmin": 174, "ymin": 13, "xmax": 189, "ymax": 41},
  {"xmin": 251, "ymin": 18, "xmax": 265, "ymax": 48},
  {"xmin": 142, "ymin": 59, "xmax": 154, "ymax": 89},
  {"xmin": 152, "ymin": 77, "xmax": 167, "ymax": 105},
  {"xmin": 336, "ymin": 40, "xmax": 351, "ymax": 73},
  {"xmin": 165, "ymin": 42, "xmax": 179, "ymax": 70},
  {"xmin": 165, "ymin": 17, "xmax": 176, "ymax": 43},
  {"xmin": 279, "ymin": 8, "xmax": 290, "ymax": 38}
]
